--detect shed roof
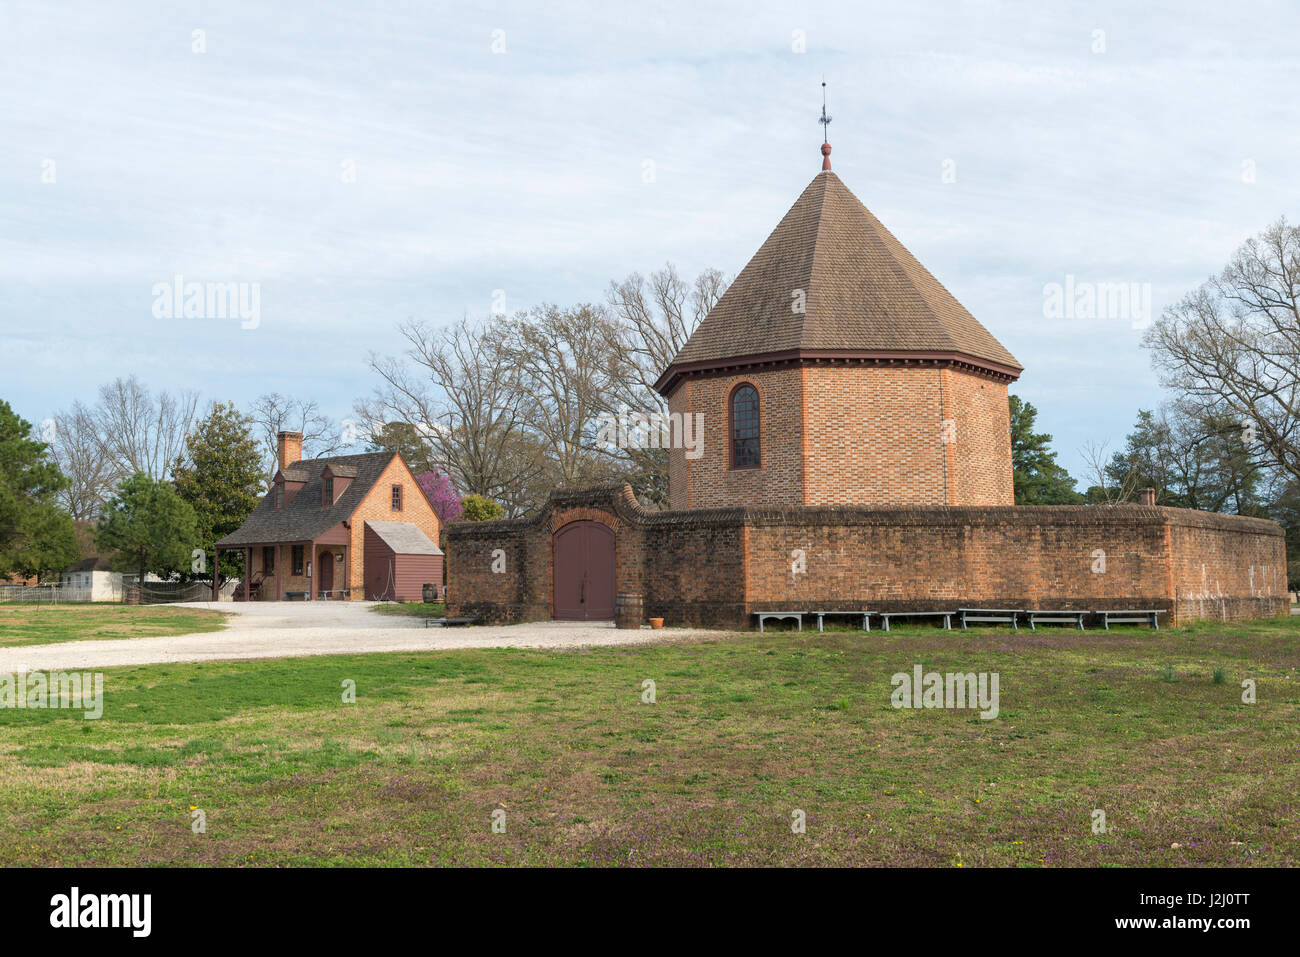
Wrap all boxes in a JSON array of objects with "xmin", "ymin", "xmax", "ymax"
[{"xmin": 67, "ymin": 556, "xmax": 116, "ymax": 573}]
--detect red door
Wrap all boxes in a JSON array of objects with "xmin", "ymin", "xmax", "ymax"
[
  {"xmin": 552, "ymin": 521, "xmax": 615, "ymax": 620},
  {"xmin": 319, "ymin": 551, "xmax": 333, "ymax": 595}
]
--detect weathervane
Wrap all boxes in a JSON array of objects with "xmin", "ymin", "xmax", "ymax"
[
  {"xmin": 819, "ymin": 79, "xmax": 832, "ymax": 141},
  {"xmin": 819, "ymin": 79, "xmax": 833, "ymax": 171}
]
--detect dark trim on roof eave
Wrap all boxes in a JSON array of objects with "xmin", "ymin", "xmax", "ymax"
[{"xmin": 653, "ymin": 348, "xmax": 1023, "ymax": 395}]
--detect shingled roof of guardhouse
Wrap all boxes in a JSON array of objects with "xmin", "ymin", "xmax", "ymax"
[
  {"xmin": 656, "ymin": 170, "xmax": 1021, "ymax": 392},
  {"xmin": 215, "ymin": 451, "xmax": 395, "ymax": 547}
]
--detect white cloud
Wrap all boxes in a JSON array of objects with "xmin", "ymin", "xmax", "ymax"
[{"xmin": 3, "ymin": 0, "xmax": 1299, "ymax": 485}]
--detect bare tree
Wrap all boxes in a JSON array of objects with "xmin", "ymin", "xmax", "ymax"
[
  {"xmin": 91, "ymin": 376, "xmax": 199, "ymax": 480},
  {"xmin": 604, "ymin": 263, "xmax": 729, "ymax": 505},
  {"xmin": 606, "ymin": 262, "xmax": 727, "ymax": 413},
  {"xmin": 1079, "ymin": 439, "xmax": 1140, "ymax": 505},
  {"xmin": 1145, "ymin": 217, "xmax": 1300, "ymax": 485},
  {"xmin": 249, "ymin": 393, "xmax": 342, "ymax": 477},
  {"xmin": 356, "ymin": 266, "xmax": 728, "ymax": 515},
  {"xmin": 50, "ymin": 400, "xmax": 119, "ymax": 521},
  {"xmin": 360, "ymin": 315, "xmax": 542, "ymax": 511},
  {"xmin": 505, "ymin": 303, "xmax": 625, "ymax": 488}
]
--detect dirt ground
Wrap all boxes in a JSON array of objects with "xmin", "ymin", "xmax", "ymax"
[{"xmin": 0, "ymin": 601, "xmax": 712, "ymax": 670}]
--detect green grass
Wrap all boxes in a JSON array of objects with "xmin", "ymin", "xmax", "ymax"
[
  {"xmin": 0, "ymin": 605, "xmax": 227, "ymax": 647},
  {"xmin": 0, "ymin": 615, "xmax": 1296, "ymax": 866},
  {"xmin": 369, "ymin": 602, "xmax": 445, "ymax": 618}
]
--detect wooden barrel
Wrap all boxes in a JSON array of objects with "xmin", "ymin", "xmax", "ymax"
[{"xmin": 615, "ymin": 591, "xmax": 643, "ymax": 630}]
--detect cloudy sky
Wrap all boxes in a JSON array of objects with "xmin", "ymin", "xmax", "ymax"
[{"xmin": 3, "ymin": 0, "xmax": 1298, "ymax": 482}]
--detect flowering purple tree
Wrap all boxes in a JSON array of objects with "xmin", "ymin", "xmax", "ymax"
[{"xmin": 417, "ymin": 470, "xmax": 464, "ymax": 524}]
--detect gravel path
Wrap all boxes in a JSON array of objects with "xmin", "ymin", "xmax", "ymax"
[{"xmin": 0, "ymin": 601, "xmax": 721, "ymax": 671}]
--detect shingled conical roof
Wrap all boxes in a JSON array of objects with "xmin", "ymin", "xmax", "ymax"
[{"xmin": 657, "ymin": 171, "xmax": 1021, "ymax": 392}]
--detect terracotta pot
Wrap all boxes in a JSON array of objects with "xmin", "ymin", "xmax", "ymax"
[{"xmin": 649, "ymin": 617, "xmax": 664, "ymax": 630}]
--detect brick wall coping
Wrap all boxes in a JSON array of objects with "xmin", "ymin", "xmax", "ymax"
[{"xmin": 445, "ymin": 484, "xmax": 1284, "ymax": 540}]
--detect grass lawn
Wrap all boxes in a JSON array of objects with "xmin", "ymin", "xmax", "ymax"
[
  {"xmin": 0, "ymin": 616, "xmax": 1296, "ymax": 866},
  {"xmin": 369, "ymin": 602, "xmax": 445, "ymax": 618},
  {"xmin": 0, "ymin": 604, "xmax": 228, "ymax": 648}
]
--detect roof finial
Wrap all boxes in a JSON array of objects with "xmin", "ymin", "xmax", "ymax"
[{"xmin": 819, "ymin": 79, "xmax": 832, "ymax": 171}]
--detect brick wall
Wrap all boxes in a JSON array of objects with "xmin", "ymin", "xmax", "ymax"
[
  {"xmin": 941, "ymin": 368, "xmax": 1014, "ymax": 505},
  {"xmin": 346, "ymin": 455, "xmax": 441, "ymax": 600},
  {"xmin": 447, "ymin": 485, "xmax": 1287, "ymax": 627},
  {"xmin": 666, "ymin": 362, "xmax": 1014, "ymax": 510},
  {"xmin": 670, "ymin": 368, "xmax": 806, "ymax": 510},
  {"xmin": 250, "ymin": 543, "xmax": 310, "ymax": 599},
  {"xmin": 802, "ymin": 365, "xmax": 947, "ymax": 506},
  {"xmin": 1166, "ymin": 510, "xmax": 1290, "ymax": 622}
]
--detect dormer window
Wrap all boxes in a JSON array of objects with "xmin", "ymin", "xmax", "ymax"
[{"xmin": 323, "ymin": 476, "xmax": 334, "ymax": 506}]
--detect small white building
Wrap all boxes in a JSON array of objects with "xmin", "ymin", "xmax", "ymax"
[{"xmin": 61, "ymin": 558, "xmax": 125, "ymax": 602}]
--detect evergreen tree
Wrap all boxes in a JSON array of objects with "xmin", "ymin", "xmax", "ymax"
[
  {"xmin": 367, "ymin": 422, "xmax": 433, "ymax": 474},
  {"xmin": 96, "ymin": 473, "xmax": 199, "ymax": 585},
  {"xmin": 1267, "ymin": 480, "xmax": 1300, "ymax": 591},
  {"xmin": 1105, "ymin": 405, "xmax": 1263, "ymax": 512},
  {"xmin": 1009, "ymin": 395, "xmax": 1082, "ymax": 504},
  {"xmin": 0, "ymin": 400, "xmax": 78, "ymax": 578},
  {"xmin": 173, "ymin": 402, "xmax": 265, "ymax": 577}
]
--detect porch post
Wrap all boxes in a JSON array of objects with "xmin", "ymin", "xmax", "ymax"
[
  {"xmin": 276, "ymin": 544, "xmax": 282, "ymax": 602},
  {"xmin": 307, "ymin": 540, "xmax": 314, "ymax": 600},
  {"xmin": 212, "ymin": 547, "xmax": 219, "ymax": 601},
  {"xmin": 244, "ymin": 547, "xmax": 251, "ymax": 601}
]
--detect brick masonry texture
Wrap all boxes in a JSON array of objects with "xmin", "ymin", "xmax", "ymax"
[
  {"xmin": 446, "ymin": 485, "xmax": 1287, "ymax": 627},
  {"xmin": 665, "ymin": 362, "xmax": 1013, "ymax": 510},
  {"xmin": 344, "ymin": 456, "xmax": 441, "ymax": 599},
  {"xmin": 246, "ymin": 455, "xmax": 440, "ymax": 600}
]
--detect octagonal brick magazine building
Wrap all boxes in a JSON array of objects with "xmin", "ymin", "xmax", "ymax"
[{"xmin": 446, "ymin": 155, "xmax": 1287, "ymax": 628}]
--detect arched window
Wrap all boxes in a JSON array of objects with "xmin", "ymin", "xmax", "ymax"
[{"xmin": 730, "ymin": 383, "xmax": 760, "ymax": 469}]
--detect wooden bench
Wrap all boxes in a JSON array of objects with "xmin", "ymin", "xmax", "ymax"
[
  {"xmin": 317, "ymin": 589, "xmax": 348, "ymax": 600},
  {"xmin": 424, "ymin": 616, "xmax": 480, "ymax": 628},
  {"xmin": 958, "ymin": 608, "xmax": 1024, "ymax": 630},
  {"xmin": 878, "ymin": 610, "xmax": 954, "ymax": 631},
  {"xmin": 1096, "ymin": 609, "xmax": 1166, "ymax": 630},
  {"xmin": 1025, "ymin": 609, "xmax": 1087, "ymax": 630},
  {"xmin": 284, "ymin": 590, "xmax": 307, "ymax": 601}
]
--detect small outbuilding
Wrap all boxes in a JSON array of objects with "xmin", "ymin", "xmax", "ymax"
[
  {"xmin": 363, "ymin": 520, "xmax": 444, "ymax": 601},
  {"xmin": 215, "ymin": 434, "xmax": 443, "ymax": 601}
]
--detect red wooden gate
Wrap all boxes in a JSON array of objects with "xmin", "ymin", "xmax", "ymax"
[{"xmin": 552, "ymin": 521, "xmax": 615, "ymax": 620}]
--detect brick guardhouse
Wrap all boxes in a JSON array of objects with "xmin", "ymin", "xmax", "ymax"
[
  {"xmin": 447, "ymin": 145, "xmax": 1286, "ymax": 628},
  {"xmin": 215, "ymin": 431, "xmax": 443, "ymax": 601}
]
